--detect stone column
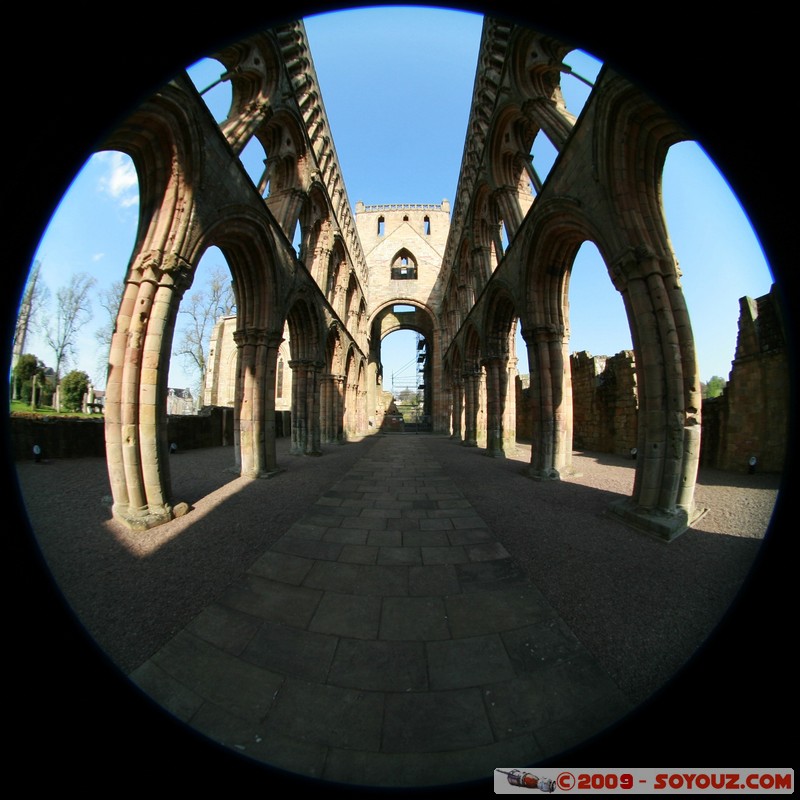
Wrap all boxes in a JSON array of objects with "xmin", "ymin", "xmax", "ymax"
[
  {"xmin": 333, "ymin": 375, "xmax": 346, "ymax": 442},
  {"xmin": 503, "ymin": 356, "xmax": 518, "ymax": 452},
  {"xmin": 106, "ymin": 250, "xmax": 190, "ymax": 531},
  {"xmin": 493, "ymin": 186, "xmax": 524, "ymax": 236},
  {"xmin": 306, "ymin": 362, "xmax": 322, "ymax": 455},
  {"xmin": 451, "ymin": 378, "xmax": 464, "ymax": 441},
  {"xmin": 524, "ymin": 325, "xmax": 571, "ymax": 480},
  {"xmin": 476, "ymin": 366, "xmax": 488, "ymax": 449},
  {"xmin": 483, "ymin": 356, "xmax": 507, "ymax": 457},
  {"xmin": 289, "ymin": 360, "xmax": 307, "ymax": 454},
  {"xmin": 607, "ymin": 249, "xmax": 703, "ymax": 540},
  {"xmin": 319, "ymin": 374, "xmax": 333, "ymax": 443},
  {"xmin": 462, "ymin": 369, "xmax": 479, "ymax": 447},
  {"xmin": 261, "ymin": 332, "xmax": 282, "ymax": 475},
  {"xmin": 235, "ymin": 327, "xmax": 275, "ymax": 478},
  {"xmin": 522, "ymin": 96, "xmax": 575, "ymax": 151}
]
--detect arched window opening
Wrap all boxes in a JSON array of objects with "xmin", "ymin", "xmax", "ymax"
[
  {"xmin": 175, "ymin": 245, "xmax": 237, "ymax": 412},
  {"xmin": 187, "ymin": 58, "xmax": 271, "ymax": 196},
  {"xmin": 529, "ymin": 130, "xmax": 559, "ymax": 190},
  {"xmin": 241, "ymin": 137, "xmax": 270, "ymax": 196},
  {"xmin": 424, "ymin": 215, "xmax": 431, "ymax": 235},
  {"xmin": 567, "ymin": 241, "xmax": 632, "ymax": 357},
  {"xmin": 291, "ymin": 220, "xmax": 302, "ymax": 255},
  {"xmin": 559, "ymin": 49, "xmax": 603, "ymax": 119},
  {"xmin": 391, "ymin": 249, "xmax": 418, "ymax": 280},
  {"xmin": 187, "ymin": 57, "xmax": 232, "ymax": 124},
  {"xmin": 378, "ymin": 216, "xmax": 385, "ymax": 236},
  {"xmin": 381, "ymin": 328, "xmax": 422, "ymax": 408},
  {"xmin": 276, "ymin": 357, "xmax": 285, "ymax": 399}
]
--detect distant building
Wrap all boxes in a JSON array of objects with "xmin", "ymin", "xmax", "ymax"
[
  {"xmin": 203, "ymin": 316, "xmax": 293, "ymax": 416},
  {"xmin": 167, "ymin": 387, "xmax": 195, "ymax": 415}
]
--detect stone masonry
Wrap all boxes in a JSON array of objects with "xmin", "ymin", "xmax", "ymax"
[{"xmin": 90, "ymin": 16, "xmax": 750, "ymax": 541}]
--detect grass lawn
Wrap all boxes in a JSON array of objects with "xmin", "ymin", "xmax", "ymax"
[{"xmin": 9, "ymin": 399, "xmax": 101, "ymax": 418}]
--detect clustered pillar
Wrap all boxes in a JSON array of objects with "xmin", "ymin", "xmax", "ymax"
[
  {"xmin": 106, "ymin": 251, "xmax": 191, "ymax": 531},
  {"xmin": 483, "ymin": 355, "xmax": 508, "ymax": 457},
  {"xmin": 233, "ymin": 328, "xmax": 282, "ymax": 478},
  {"xmin": 523, "ymin": 326, "xmax": 572, "ymax": 480},
  {"xmin": 290, "ymin": 360, "xmax": 323, "ymax": 455}
]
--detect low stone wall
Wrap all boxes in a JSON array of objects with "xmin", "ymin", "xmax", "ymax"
[
  {"xmin": 10, "ymin": 414, "xmax": 106, "ymax": 461},
  {"xmin": 10, "ymin": 406, "xmax": 243, "ymax": 461}
]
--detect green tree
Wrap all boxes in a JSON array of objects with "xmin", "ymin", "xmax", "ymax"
[
  {"xmin": 12, "ymin": 353, "xmax": 46, "ymax": 403},
  {"xmin": 59, "ymin": 370, "xmax": 90, "ymax": 412},
  {"xmin": 703, "ymin": 375, "xmax": 726, "ymax": 399}
]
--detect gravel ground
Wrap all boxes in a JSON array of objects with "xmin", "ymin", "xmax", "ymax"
[
  {"xmin": 422, "ymin": 438, "xmax": 780, "ymax": 706},
  {"xmin": 16, "ymin": 434, "xmax": 782, "ymax": 699},
  {"xmin": 12, "ymin": 432, "xmax": 791, "ymax": 779}
]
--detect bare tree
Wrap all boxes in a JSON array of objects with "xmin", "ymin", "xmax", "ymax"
[
  {"xmin": 94, "ymin": 280, "xmax": 126, "ymax": 384},
  {"xmin": 174, "ymin": 267, "xmax": 235, "ymax": 398},
  {"xmin": 44, "ymin": 272, "xmax": 97, "ymax": 383}
]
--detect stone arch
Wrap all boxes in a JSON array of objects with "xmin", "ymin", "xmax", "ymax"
[
  {"xmin": 445, "ymin": 341, "xmax": 464, "ymax": 440},
  {"xmin": 442, "ymin": 273, "xmax": 460, "ymax": 345},
  {"xmin": 522, "ymin": 198, "xmax": 607, "ymax": 482},
  {"xmin": 486, "ymin": 106, "xmax": 537, "ymax": 234},
  {"xmin": 456, "ymin": 238, "xmax": 476, "ymax": 321},
  {"xmin": 259, "ymin": 108, "xmax": 310, "ymax": 237},
  {"xmin": 482, "ymin": 283, "xmax": 520, "ymax": 456},
  {"xmin": 214, "ymin": 35, "xmax": 281, "ymax": 155},
  {"xmin": 356, "ymin": 297, "xmax": 368, "ymax": 352},
  {"xmin": 460, "ymin": 323, "xmax": 483, "ymax": 447},
  {"xmin": 510, "ymin": 27, "xmax": 576, "ymax": 150},
  {"xmin": 102, "ymin": 81, "xmax": 204, "ymax": 531},
  {"xmin": 275, "ymin": 337, "xmax": 292, "ymax": 411},
  {"xmin": 286, "ymin": 294, "xmax": 325, "ymax": 455},
  {"xmin": 321, "ymin": 324, "xmax": 346, "ymax": 443},
  {"xmin": 196, "ymin": 211, "xmax": 283, "ymax": 479},
  {"xmin": 471, "ymin": 183, "xmax": 503, "ymax": 282},
  {"xmin": 343, "ymin": 345, "xmax": 361, "ymax": 438},
  {"xmin": 298, "ymin": 182, "xmax": 332, "ymax": 280},
  {"xmin": 592, "ymin": 78, "xmax": 701, "ymax": 539},
  {"xmin": 389, "ymin": 247, "xmax": 418, "ymax": 280},
  {"xmin": 356, "ymin": 358, "xmax": 368, "ymax": 435},
  {"xmin": 326, "ymin": 237, "xmax": 349, "ymax": 314},
  {"xmin": 368, "ymin": 299, "xmax": 439, "ymax": 431},
  {"xmin": 344, "ymin": 270, "xmax": 360, "ymax": 325}
]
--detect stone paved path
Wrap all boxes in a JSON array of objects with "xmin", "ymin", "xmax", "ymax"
[{"xmin": 131, "ymin": 434, "xmax": 632, "ymax": 788}]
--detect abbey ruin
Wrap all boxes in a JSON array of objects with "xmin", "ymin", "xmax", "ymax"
[{"xmin": 95, "ymin": 16, "xmax": 784, "ymax": 542}]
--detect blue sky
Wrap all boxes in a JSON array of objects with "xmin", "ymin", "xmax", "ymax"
[{"xmin": 18, "ymin": 6, "xmax": 773, "ymax": 397}]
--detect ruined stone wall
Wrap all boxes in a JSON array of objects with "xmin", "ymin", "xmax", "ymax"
[
  {"xmin": 700, "ymin": 286, "xmax": 788, "ymax": 473},
  {"xmin": 515, "ymin": 374, "xmax": 532, "ymax": 441},
  {"xmin": 520, "ymin": 286, "xmax": 788, "ymax": 474},
  {"xmin": 516, "ymin": 352, "xmax": 639, "ymax": 454},
  {"xmin": 570, "ymin": 350, "xmax": 638, "ymax": 456}
]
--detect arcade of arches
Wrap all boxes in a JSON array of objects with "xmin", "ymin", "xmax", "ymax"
[{"xmin": 105, "ymin": 17, "xmax": 705, "ymax": 540}]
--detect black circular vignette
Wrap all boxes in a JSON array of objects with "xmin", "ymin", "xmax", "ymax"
[{"xmin": 7, "ymin": 3, "xmax": 794, "ymax": 792}]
